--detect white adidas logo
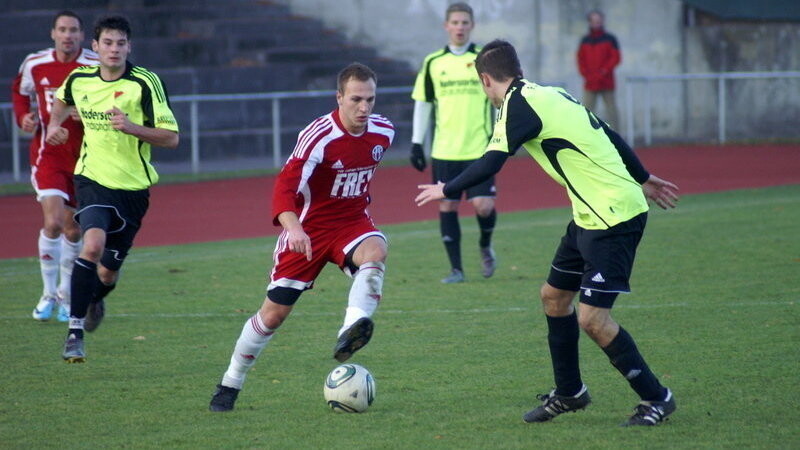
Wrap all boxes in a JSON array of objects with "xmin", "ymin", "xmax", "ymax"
[
  {"xmin": 332, "ymin": 160, "xmax": 344, "ymax": 169},
  {"xmin": 41, "ymin": 77, "xmax": 50, "ymax": 86},
  {"xmin": 591, "ymin": 272, "xmax": 605, "ymax": 283}
]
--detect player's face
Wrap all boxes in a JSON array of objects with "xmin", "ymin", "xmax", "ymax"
[
  {"xmin": 336, "ymin": 77, "xmax": 376, "ymax": 135},
  {"xmin": 92, "ymin": 29, "xmax": 130, "ymax": 72},
  {"xmin": 588, "ymin": 12, "xmax": 604, "ymax": 30},
  {"xmin": 51, "ymin": 16, "xmax": 83, "ymax": 57},
  {"xmin": 444, "ymin": 11, "xmax": 474, "ymax": 47}
]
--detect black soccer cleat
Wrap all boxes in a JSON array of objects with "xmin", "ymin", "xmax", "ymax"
[
  {"xmin": 209, "ymin": 384, "xmax": 240, "ymax": 412},
  {"xmin": 333, "ymin": 317, "xmax": 374, "ymax": 362},
  {"xmin": 523, "ymin": 385, "xmax": 592, "ymax": 423},
  {"xmin": 84, "ymin": 300, "xmax": 105, "ymax": 333},
  {"xmin": 623, "ymin": 389, "xmax": 676, "ymax": 426},
  {"xmin": 62, "ymin": 333, "xmax": 86, "ymax": 363}
]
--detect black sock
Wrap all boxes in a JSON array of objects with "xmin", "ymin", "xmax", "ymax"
[
  {"xmin": 547, "ymin": 312, "xmax": 583, "ymax": 397},
  {"xmin": 69, "ymin": 258, "xmax": 99, "ymax": 339},
  {"xmin": 94, "ymin": 282, "xmax": 116, "ymax": 303},
  {"xmin": 476, "ymin": 209, "xmax": 496, "ymax": 248},
  {"xmin": 440, "ymin": 211, "xmax": 462, "ymax": 271},
  {"xmin": 602, "ymin": 327, "xmax": 668, "ymax": 402}
]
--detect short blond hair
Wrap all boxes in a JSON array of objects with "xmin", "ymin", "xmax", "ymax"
[{"xmin": 446, "ymin": 2, "xmax": 473, "ymax": 21}]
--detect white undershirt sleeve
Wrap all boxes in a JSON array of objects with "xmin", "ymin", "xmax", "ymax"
[{"xmin": 411, "ymin": 100, "xmax": 433, "ymax": 145}]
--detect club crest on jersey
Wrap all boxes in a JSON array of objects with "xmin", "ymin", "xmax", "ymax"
[{"xmin": 372, "ymin": 145, "xmax": 384, "ymax": 162}]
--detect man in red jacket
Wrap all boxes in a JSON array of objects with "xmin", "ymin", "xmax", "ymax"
[{"xmin": 577, "ymin": 9, "xmax": 620, "ymax": 128}]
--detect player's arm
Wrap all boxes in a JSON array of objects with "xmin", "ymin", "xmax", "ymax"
[
  {"xmin": 11, "ymin": 73, "xmax": 37, "ymax": 132},
  {"xmin": 600, "ymin": 120, "xmax": 679, "ymax": 208},
  {"xmin": 45, "ymin": 98, "xmax": 71, "ymax": 145},
  {"xmin": 106, "ymin": 106, "xmax": 179, "ymax": 148},
  {"xmin": 277, "ymin": 211, "xmax": 312, "ymax": 261},
  {"xmin": 600, "ymin": 120, "xmax": 649, "ymax": 183},
  {"xmin": 409, "ymin": 101, "xmax": 432, "ymax": 171},
  {"xmin": 416, "ymin": 151, "xmax": 507, "ymax": 206}
]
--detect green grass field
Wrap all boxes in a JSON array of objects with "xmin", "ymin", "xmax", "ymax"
[{"xmin": 1, "ymin": 185, "xmax": 798, "ymax": 448}]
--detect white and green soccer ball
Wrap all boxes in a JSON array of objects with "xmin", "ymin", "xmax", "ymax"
[{"xmin": 323, "ymin": 363, "xmax": 376, "ymax": 413}]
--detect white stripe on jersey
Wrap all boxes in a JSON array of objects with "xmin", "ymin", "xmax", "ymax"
[
  {"xmin": 368, "ymin": 115, "xmax": 395, "ymax": 143},
  {"xmin": 296, "ymin": 126, "xmax": 343, "ymax": 222},
  {"xmin": 292, "ymin": 115, "xmax": 332, "ymax": 159}
]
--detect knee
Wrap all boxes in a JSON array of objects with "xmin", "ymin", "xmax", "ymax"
[
  {"xmin": 472, "ymin": 199, "xmax": 495, "ymax": 217},
  {"xmin": 42, "ymin": 217, "xmax": 63, "ymax": 236},
  {"xmin": 577, "ymin": 314, "xmax": 601, "ymax": 337},
  {"xmin": 258, "ymin": 307, "xmax": 288, "ymax": 330},
  {"xmin": 81, "ymin": 242, "xmax": 104, "ymax": 262},
  {"xmin": 97, "ymin": 266, "xmax": 118, "ymax": 285},
  {"xmin": 540, "ymin": 284, "xmax": 574, "ymax": 316}
]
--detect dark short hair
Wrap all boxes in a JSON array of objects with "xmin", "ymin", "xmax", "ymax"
[
  {"xmin": 475, "ymin": 39, "xmax": 523, "ymax": 81},
  {"xmin": 337, "ymin": 62, "xmax": 377, "ymax": 93},
  {"xmin": 587, "ymin": 9, "xmax": 604, "ymax": 20},
  {"xmin": 53, "ymin": 10, "xmax": 83, "ymax": 30},
  {"xmin": 94, "ymin": 15, "xmax": 132, "ymax": 41},
  {"xmin": 446, "ymin": 2, "xmax": 474, "ymax": 21}
]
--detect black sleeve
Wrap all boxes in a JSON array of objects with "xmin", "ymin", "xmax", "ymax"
[
  {"xmin": 442, "ymin": 151, "xmax": 508, "ymax": 198},
  {"xmin": 601, "ymin": 120, "xmax": 650, "ymax": 184}
]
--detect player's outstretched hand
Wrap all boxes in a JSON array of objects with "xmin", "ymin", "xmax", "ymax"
[
  {"xmin": 642, "ymin": 174, "xmax": 679, "ymax": 209},
  {"xmin": 45, "ymin": 125, "xmax": 68, "ymax": 146},
  {"xmin": 415, "ymin": 182, "xmax": 446, "ymax": 206},
  {"xmin": 410, "ymin": 143, "xmax": 427, "ymax": 172}
]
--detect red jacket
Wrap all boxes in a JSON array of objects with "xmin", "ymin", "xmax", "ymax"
[{"xmin": 577, "ymin": 28, "xmax": 621, "ymax": 91}]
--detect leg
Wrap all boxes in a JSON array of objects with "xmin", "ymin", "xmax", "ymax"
[
  {"xmin": 470, "ymin": 196, "xmax": 497, "ymax": 278},
  {"xmin": 524, "ymin": 284, "xmax": 591, "ymax": 423},
  {"xmin": 600, "ymin": 90, "xmax": 620, "ymax": 129},
  {"xmin": 33, "ymin": 196, "xmax": 66, "ymax": 320},
  {"xmin": 57, "ymin": 208, "xmax": 82, "ymax": 315},
  {"xmin": 582, "ymin": 89, "xmax": 598, "ymax": 112},
  {"xmin": 578, "ymin": 302, "xmax": 667, "ymax": 402},
  {"xmin": 439, "ymin": 200, "xmax": 463, "ymax": 282},
  {"xmin": 334, "ymin": 236, "xmax": 387, "ymax": 362},
  {"xmin": 210, "ymin": 295, "xmax": 293, "ymax": 412}
]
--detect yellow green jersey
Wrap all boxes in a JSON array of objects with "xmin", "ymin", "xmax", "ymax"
[
  {"xmin": 412, "ymin": 44, "xmax": 493, "ymax": 161},
  {"xmin": 57, "ymin": 62, "xmax": 179, "ymax": 190},
  {"xmin": 487, "ymin": 78, "xmax": 648, "ymax": 229}
]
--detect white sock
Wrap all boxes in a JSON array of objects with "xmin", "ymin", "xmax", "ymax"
[
  {"xmin": 38, "ymin": 230, "xmax": 61, "ymax": 297},
  {"xmin": 221, "ymin": 314, "xmax": 275, "ymax": 390},
  {"xmin": 58, "ymin": 237, "xmax": 82, "ymax": 305},
  {"xmin": 338, "ymin": 261, "xmax": 385, "ymax": 337}
]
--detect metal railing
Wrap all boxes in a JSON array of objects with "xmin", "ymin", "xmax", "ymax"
[
  {"xmin": 625, "ymin": 71, "xmax": 800, "ymax": 146},
  {"xmin": 0, "ymin": 86, "xmax": 413, "ymax": 182}
]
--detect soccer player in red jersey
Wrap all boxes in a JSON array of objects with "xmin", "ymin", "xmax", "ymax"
[
  {"xmin": 209, "ymin": 63, "xmax": 394, "ymax": 412},
  {"xmin": 12, "ymin": 11, "xmax": 99, "ymax": 322}
]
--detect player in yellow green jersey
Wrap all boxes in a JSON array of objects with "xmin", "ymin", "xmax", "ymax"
[
  {"xmin": 416, "ymin": 40, "xmax": 679, "ymax": 427},
  {"xmin": 410, "ymin": 2, "xmax": 496, "ymax": 284},
  {"xmin": 46, "ymin": 15, "xmax": 179, "ymax": 363}
]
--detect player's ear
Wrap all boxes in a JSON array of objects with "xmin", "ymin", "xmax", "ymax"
[
  {"xmin": 91, "ymin": 39, "xmax": 98, "ymax": 52},
  {"xmin": 479, "ymin": 72, "xmax": 491, "ymax": 88}
]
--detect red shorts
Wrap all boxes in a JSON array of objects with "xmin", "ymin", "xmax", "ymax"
[
  {"xmin": 31, "ymin": 162, "xmax": 77, "ymax": 208},
  {"xmin": 268, "ymin": 217, "xmax": 385, "ymax": 292},
  {"xmin": 29, "ymin": 134, "xmax": 79, "ymax": 208}
]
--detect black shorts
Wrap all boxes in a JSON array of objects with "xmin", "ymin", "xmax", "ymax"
[
  {"xmin": 73, "ymin": 175, "xmax": 150, "ymax": 271},
  {"xmin": 547, "ymin": 213, "xmax": 647, "ymax": 309},
  {"xmin": 432, "ymin": 158, "xmax": 496, "ymax": 201}
]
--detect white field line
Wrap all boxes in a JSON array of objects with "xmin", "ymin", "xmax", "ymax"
[
  {"xmin": 1, "ymin": 191, "xmax": 797, "ymax": 277},
  {"xmin": 1, "ymin": 300, "xmax": 794, "ymax": 321}
]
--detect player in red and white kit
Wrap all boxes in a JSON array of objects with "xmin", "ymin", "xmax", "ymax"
[
  {"xmin": 12, "ymin": 11, "xmax": 98, "ymax": 322},
  {"xmin": 209, "ymin": 63, "xmax": 394, "ymax": 412}
]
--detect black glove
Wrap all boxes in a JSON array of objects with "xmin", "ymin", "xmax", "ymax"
[{"xmin": 410, "ymin": 143, "xmax": 427, "ymax": 172}]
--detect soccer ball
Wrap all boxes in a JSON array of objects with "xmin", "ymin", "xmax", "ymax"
[{"xmin": 323, "ymin": 363, "xmax": 376, "ymax": 413}]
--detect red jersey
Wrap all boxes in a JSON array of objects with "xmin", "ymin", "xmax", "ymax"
[
  {"xmin": 577, "ymin": 28, "xmax": 621, "ymax": 91},
  {"xmin": 12, "ymin": 48, "xmax": 99, "ymax": 167},
  {"xmin": 272, "ymin": 109, "xmax": 395, "ymax": 229}
]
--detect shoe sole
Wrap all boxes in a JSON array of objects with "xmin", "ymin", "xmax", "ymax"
[
  {"xmin": 64, "ymin": 355, "xmax": 86, "ymax": 363},
  {"xmin": 334, "ymin": 318, "xmax": 374, "ymax": 362},
  {"xmin": 84, "ymin": 302, "xmax": 105, "ymax": 332}
]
